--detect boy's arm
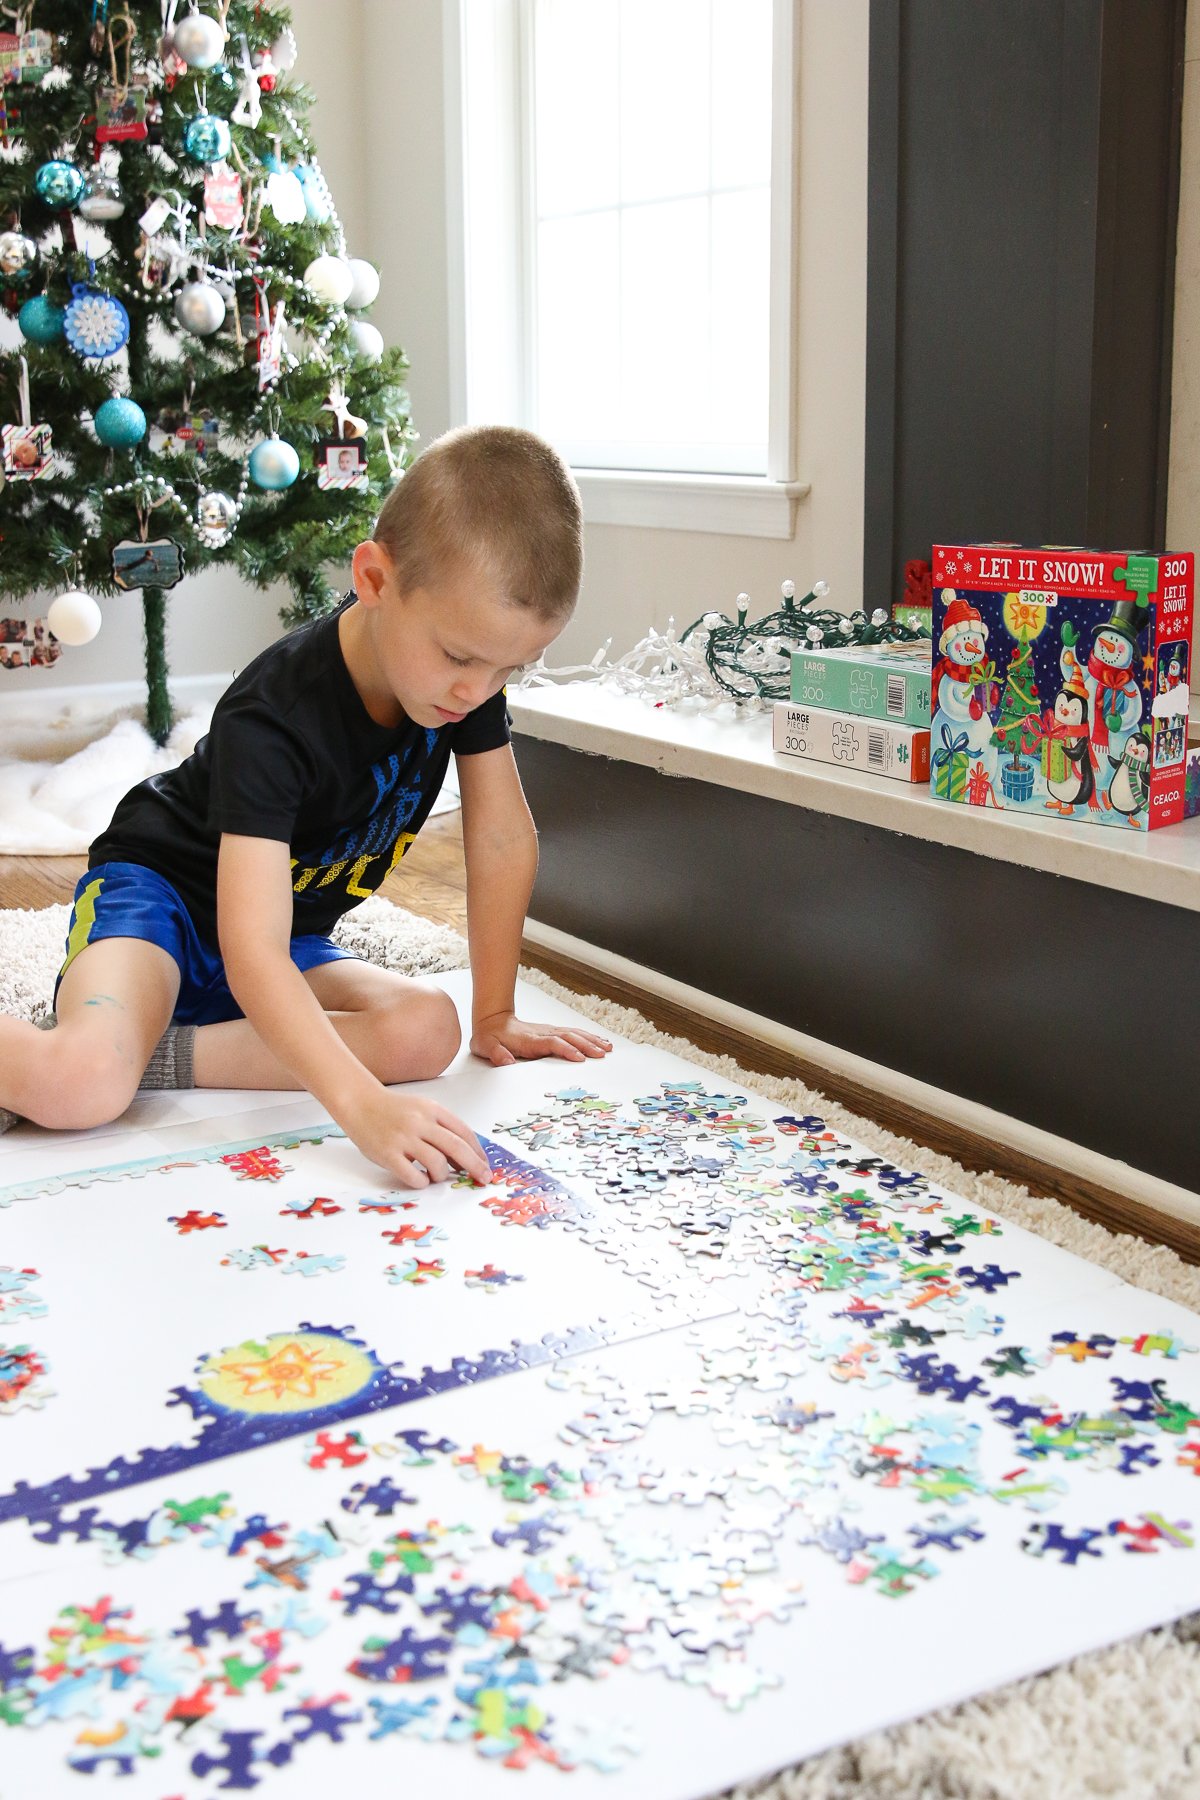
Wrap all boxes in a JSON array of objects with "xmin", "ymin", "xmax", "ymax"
[
  {"xmin": 216, "ymin": 834, "xmax": 489, "ymax": 1184},
  {"xmin": 457, "ymin": 746, "xmax": 611, "ymax": 1065}
]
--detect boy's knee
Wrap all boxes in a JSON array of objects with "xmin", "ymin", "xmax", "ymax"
[
  {"xmin": 375, "ymin": 983, "xmax": 461, "ymax": 1083},
  {"xmin": 27, "ymin": 1031, "xmax": 139, "ymax": 1130}
]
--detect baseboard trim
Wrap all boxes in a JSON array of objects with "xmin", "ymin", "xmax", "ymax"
[{"xmin": 521, "ymin": 917, "xmax": 1200, "ymax": 1261}]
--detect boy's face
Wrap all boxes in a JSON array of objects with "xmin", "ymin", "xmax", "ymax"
[{"xmin": 363, "ymin": 552, "xmax": 564, "ymax": 730}]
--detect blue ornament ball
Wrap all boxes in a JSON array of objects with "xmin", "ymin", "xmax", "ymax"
[
  {"xmin": 17, "ymin": 295, "xmax": 65, "ymax": 343},
  {"xmin": 183, "ymin": 113, "xmax": 232, "ymax": 164},
  {"xmin": 34, "ymin": 160, "xmax": 86, "ymax": 210},
  {"xmin": 249, "ymin": 436, "xmax": 301, "ymax": 490},
  {"xmin": 94, "ymin": 397, "xmax": 148, "ymax": 448}
]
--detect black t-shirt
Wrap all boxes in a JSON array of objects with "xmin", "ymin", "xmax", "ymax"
[{"xmin": 90, "ymin": 593, "xmax": 510, "ymax": 945}]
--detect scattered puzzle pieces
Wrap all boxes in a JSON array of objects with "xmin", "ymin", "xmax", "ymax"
[{"xmin": 167, "ymin": 1210, "xmax": 226, "ymax": 1234}]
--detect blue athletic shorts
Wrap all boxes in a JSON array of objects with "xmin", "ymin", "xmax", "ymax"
[{"xmin": 56, "ymin": 861, "xmax": 355, "ymax": 1027}]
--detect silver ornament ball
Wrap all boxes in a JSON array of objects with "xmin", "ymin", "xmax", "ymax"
[
  {"xmin": 197, "ymin": 491, "xmax": 237, "ymax": 540},
  {"xmin": 0, "ymin": 230, "xmax": 39, "ymax": 287},
  {"xmin": 174, "ymin": 279, "xmax": 226, "ymax": 336},
  {"xmin": 78, "ymin": 173, "xmax": 126, "ymax": 223},
  {"xmin": 172, "ymin": 11, "xmax": 226, "ymax": 67}
]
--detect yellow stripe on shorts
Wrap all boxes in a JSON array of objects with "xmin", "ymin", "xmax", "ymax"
[{"xmin": 59, "ymin": 874, "xmax": 105, "ymax": 982}]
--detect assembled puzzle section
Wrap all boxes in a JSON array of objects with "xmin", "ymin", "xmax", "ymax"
[
  {"xmin": 2, "ymin": 1059, "xmax": 1200, "ymax": 1795},
  {"xmin": 931, "ymin": 546, "xmax": 1194, "ymax": 828},
  {"xmin": 0, "ymin": 1124, "xmax": 723, "ymax": 1523}
]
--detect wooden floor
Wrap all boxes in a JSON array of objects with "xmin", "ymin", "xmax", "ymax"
[{"xmin": 2, "ymin": 818, "xmax": 1196, "ymax": 1264}]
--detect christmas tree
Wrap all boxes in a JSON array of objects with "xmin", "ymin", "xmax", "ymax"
[
  {"xmin": 0, "ymin": 1, "xmax": 414, "ymax": 743},
  {"xmin": 989, "ymin": 636, "xmax": 1040, "ymax": 769}
]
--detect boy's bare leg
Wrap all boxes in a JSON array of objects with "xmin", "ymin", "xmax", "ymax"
[
  {"xmin": 0, "ymin": 938, "xmax": 180, "ymax": 1130},
  {"xmin": 191, "ymin": 961, "xmax": 462, "ymax": 1091}
]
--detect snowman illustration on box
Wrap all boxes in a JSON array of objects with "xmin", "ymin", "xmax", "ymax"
[
  {"xmin": 931, "ymin": 594, "xmax": 999, "ymax": 797},
  {"xmin": 1060, "ymin": 599, "xmax": 1146, "ymax": 810}
]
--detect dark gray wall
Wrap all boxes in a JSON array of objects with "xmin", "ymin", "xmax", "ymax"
[
  {"xmin": 518, "ymin": 736, "xmax": 1199, "ymax": 1191},
  {"xmin": 865, "ymin": 0, "xmax": 1187, "ymax": 605}
]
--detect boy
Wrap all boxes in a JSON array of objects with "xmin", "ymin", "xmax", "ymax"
[{"xmin": 0, "ymin": 425, "xmax": 611, "ymax": 1184}]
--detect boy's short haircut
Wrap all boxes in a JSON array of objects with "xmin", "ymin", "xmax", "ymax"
[{"xmin": 373, "ymin": 425, "xmax": 582, "ymax": 621}]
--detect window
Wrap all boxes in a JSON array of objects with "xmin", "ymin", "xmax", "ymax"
[{"xmin": 446, "ymin": 0, "xmax": 805, "ymax": 535}]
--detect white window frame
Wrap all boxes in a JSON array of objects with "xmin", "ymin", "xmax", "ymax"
[{"xmin": 444, "ymin": 0, "xmax": 807, "ymax": 538}]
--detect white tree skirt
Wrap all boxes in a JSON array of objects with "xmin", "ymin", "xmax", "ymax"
[
  {"xmin": 0, "ymin": 701, "xmax": 212, "ymax": 856},
  {"xmin": 0, "ymin": 698, "xmax": 459, "ymax": 856}
]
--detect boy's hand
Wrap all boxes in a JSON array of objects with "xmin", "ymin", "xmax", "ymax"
[
  {"xmin": 344, "ymin": 1090, "xmax": 491, "ymax": 1189},
  {"xmin": 471, "ymin": 1011, "xmax": 613, "ymax": 1066}
]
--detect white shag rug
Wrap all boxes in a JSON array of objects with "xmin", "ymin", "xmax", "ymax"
[{"xmin": 2, "ymin": 894, "xmax": 1199, "ymax": 1800}]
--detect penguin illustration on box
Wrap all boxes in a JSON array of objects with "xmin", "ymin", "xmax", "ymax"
[
  {"xmin": 1041, "ymin": 659, "xmax": 1096, "ymax": 814},
  {"xmin": 1106, "ymin": 725, "xmax": 1151, "ymax": 827}
]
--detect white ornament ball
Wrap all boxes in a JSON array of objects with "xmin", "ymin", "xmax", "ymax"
[
  {"xmin": 303, "ymin": 253, "xmax": 354, "ymax": 306},
  {"xmin": 347, "ymin": 318, "xmax": 384, "ymax": 361},
  {"xmin": 48, "ymin": 589, "xmax": 102, "ymax": 646},
  {"xmin": 174, "ymin": 280, "xmax": 226, "ymax": 336},
  {"xmin": 344, "ymin": 258, "xmax": 380, "ymax": 310},
  {"xmin": 172, "ymin": 11, "xmax": 226, "ymax": 68}
]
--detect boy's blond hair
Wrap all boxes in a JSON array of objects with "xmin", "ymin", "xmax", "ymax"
[{"xmin": 373, "ymin": 425, "xmax": 582, "ymax": 621}]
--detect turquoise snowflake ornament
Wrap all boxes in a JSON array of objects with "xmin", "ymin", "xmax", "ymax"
[{"xmin": 63, "ymin": 284, "xmax": 130, "ymax": 359}]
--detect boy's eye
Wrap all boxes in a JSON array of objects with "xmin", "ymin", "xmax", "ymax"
[{"xmin": 444, "ymin": 651, "xmax": 471, "ymax": 667}]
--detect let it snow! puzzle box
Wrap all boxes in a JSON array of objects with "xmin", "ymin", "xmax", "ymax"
[{"xmin": 930, "ymin": 545, "xmax": 1194, "ymax": 830}]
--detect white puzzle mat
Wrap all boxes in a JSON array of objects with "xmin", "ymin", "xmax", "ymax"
[{"xmin": 1, "ymin": 970, "xmax": 1198, "ymax": 1795}]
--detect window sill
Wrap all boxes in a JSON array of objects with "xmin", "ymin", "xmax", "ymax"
[
  {"xmin": 573, "ymin": 469, "xmax": 809, "ymax": 539},
  {"xmin": 509, "ymin": 680, "xmax": 1200, "ymax": 914}
]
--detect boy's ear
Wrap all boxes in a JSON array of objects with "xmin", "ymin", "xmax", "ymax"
[{"xmin": 351, "ymin": 539, "xmax": 395, "ymax": 608}]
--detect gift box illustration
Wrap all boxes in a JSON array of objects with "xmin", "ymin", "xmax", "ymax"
[{"xmin": 931, "ymin": 546, "xmax": 1194, "ymax": 831}]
